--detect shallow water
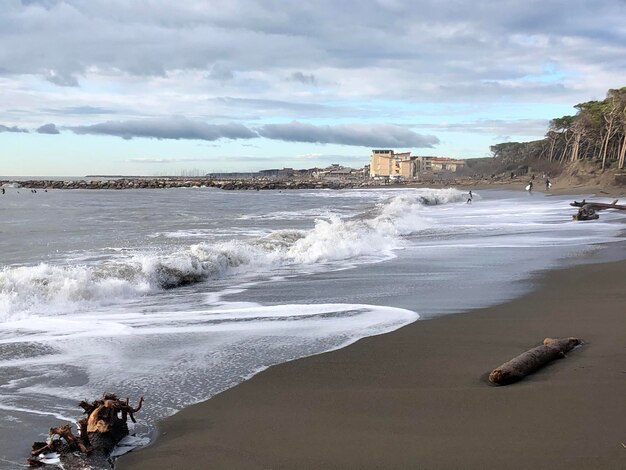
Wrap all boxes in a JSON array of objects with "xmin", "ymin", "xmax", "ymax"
[{"xmin": 0, "ymin": 186, "xmax": 624, "ymax": 468}]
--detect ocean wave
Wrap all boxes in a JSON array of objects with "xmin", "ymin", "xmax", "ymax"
[
  {"xmin": 237, "ymin": 207, "xmax": 346, "ymax": 221},
  {"xmin": 0, "ymin": 188, "xmax": 466, "ymax": 319}
]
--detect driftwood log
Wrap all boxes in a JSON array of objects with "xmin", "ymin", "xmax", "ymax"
[
  {"xmin": 488, "ymin": 337, "xmax": 582, "ymax": 385},
  {"xmin": 28, "ymin": 393, "xmax": 143, "ymax": 467},
  {"xmin": 570, "ymin": 199, "xmax": 626, "ymax": 220}
]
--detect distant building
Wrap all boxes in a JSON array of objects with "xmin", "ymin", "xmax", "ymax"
[
  {"xmin": 369, "ymin": 150, "xmax": 419, "ymax": 179},
  {"xmin": 370, "ymin": 150, "xmax": 465, "ymax": 179},
  {"xmin": 258, "ymin": 169, "xmax": 280, "ymax": 178},
  {"xmin": 206, "ymin": 171, "xmax": 260, "ymax": 179},
  {"xmin": 418, "ymin": 156, "xmax": 465, "ymax": 173},
  {"xmin": 314, "ymin": 164, "xmax": 365, "ymax": 181}
]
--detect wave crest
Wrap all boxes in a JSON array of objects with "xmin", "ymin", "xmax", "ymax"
[{"xmin": 0, "ymin": 189, "xmax": 466, "ymax": 319}]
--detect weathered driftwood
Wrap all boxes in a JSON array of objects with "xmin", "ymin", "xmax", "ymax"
[
  {"xmin": 571, "ymin": 199, "xmax": 626, "ymax": 220},
  {"xmin": 569, "ymin": 199, "xmax": 623, "ymax": 209},
  {"xmin": 28, "ymin": 393, "xmax": 143, "ymax": 467},
  {"xmin": 573, "ymin": 204, "xmax": 600, "ymax": 220},
  {"xmin": 488, "ymin": 337, "xmax": 582, "ymax": 385}
]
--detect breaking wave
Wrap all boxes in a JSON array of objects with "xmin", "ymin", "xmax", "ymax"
[{"xmin": 0, "ymin": 189, "xmax": 467, "ymax": 319}]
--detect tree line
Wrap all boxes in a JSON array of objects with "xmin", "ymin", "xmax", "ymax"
[{"xmin": 490, "ymin": 86, "xmax": 626, "ymax": 172}]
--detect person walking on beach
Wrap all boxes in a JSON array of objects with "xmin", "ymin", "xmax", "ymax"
[{"xmin": 545, "ymin": 178, "xmax": 551, "ymax": 190}]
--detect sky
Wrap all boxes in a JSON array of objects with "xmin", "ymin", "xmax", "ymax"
[{"xmin": 1, "ymin": 0, "xmax": 626, "ymax": 176}]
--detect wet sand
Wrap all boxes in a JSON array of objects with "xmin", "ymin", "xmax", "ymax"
[{"xmin": 119, "ymin": 259, "xmax": 626, "ymax": 470}]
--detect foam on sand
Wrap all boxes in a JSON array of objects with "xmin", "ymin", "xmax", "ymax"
[{"xmin": 0, "ymin": 302, "xmax": 419, "ymax": 423}]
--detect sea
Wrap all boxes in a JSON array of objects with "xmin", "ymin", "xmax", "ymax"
[{"xmin": 0, "ymin": 184, "xmax": 624, "ymax": 468}]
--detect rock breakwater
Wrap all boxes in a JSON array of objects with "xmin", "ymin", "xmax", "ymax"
[{"xmin": 0, "ymin": 178, "xmax": 373, "ymax": 191}]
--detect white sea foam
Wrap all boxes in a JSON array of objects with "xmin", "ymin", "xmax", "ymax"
[
  {"xmin": 0, "ymin": 189, "xmax": 464, "ymax": 319},
  {"xmin": 0, "ymin": 302, "xmax": 419, "ymax": 424},
  {"xmin": 0, "ymin": 403, "xmax": 76, "ymax": 424},
  {"xmin": 0, "ymin": 303, "xmax": 419, "ymax": 344},
  {"xmin": 237, "ymin": 207, "xmax": 346, "ymax": 221},
  {"xmin": 150, "ymin": 227, "xmax": 271, "ymax": 239}
]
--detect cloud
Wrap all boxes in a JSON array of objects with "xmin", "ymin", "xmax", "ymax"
[
  {"xmin": 207, "ymin": 63, "xmax": 234, "ymax": 81},
  {"xmin": 207, "ymin": 97, "xmax": 356, "ymax": 118},
  {"xmin": 2, "ymin": 0, "xmax": 623, "ymax": 102},
  {"xmin": 43, "ymin": 105, "xmax": 120, "ymax": 115},
  {"xmin": 64, "ymin": 116, "xmax": 439, "ymax": 148},
  {"xmin": 3, "ymin": 0, "xmax": 626, "ymax": 176},
  {"xmin": 0, "ymin": 124, "xmax": 28, "ymax": 133},
  {"xmin": 36, "ymin": 123, "xmax": 60, "ymax": 134},
  {"xmin": 70, "ymin": 117, "xmax": 258, "ymax": 141},
  {"xmin": 257, "ymin": 121, "xmax": 439, "ymax": 148},
  {"xmin": 289, "ymin": 72, "xmax": 317, "ymax": 86},
  {"xmin": 416, "ymin": 119, "xmax": 550, "ymax": 136},
  {"xmin": 2, "ymin": 0, "xmax": 625, "ymax": 144},
  {"xmin": 21, "ymin": 0, "xmax": 59, "ymax": 8},
  {"xmin": 44, "ymin": 69, "xmax": 79, "ymax": 87},
  {"xmin": 296, "ymin": 153, "xmax": 323, "ymax": 159}
]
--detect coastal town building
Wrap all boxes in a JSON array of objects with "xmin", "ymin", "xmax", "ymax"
[
  {"xmin": 369, "ymin": 150, "xmax": 418, "ymax": 179},
  {"xmin": 313, "ymin": 164, "xmax": 367, "ymax": 181},
  {"xmin": 369, "ymin": 150, "xmax": 465, "ymax": 179},
  {"xmin": 206, "ymin": 165, "xmax": 368, "ymax": 181},
  {"xmin": 418, "ymin": 156, "xmax": 466, "ymax": 173}
]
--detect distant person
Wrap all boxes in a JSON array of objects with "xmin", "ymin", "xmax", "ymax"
[
  {"xmin": 467, "ymin": 190, "xmax": 473, "ymax": 204},
  {"xmin": 1, "ymin": 188, "xmax": 4, "ymax": 194},
  {"xmin": 545, "ymin": 179, "xmax": 551, "ymax": 190},
  {"xmin": 526, "ymin": 181, "xmax": 533, "ymax": 192}
]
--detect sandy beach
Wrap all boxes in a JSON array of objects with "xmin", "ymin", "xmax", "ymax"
[{"xmin": 118, "ymin": 256, "xmax": 626, "ymax": 470}]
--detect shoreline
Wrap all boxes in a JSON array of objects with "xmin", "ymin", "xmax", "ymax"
[
  {"xmin": 2, "ymin": 176, "xmax": 625, "ymax": 196},
  {"xmin": 118, "ymin": 257, "xmax": 626, "ymax": 469}
]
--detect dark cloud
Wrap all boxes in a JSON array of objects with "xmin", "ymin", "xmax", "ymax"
[
  {"xmin": 45, "ymin": 69, "xmax": 79, "ymax": 87},
  {"xmin": 257, "ymin": 121, "xmax": 439, "ymax": 148},
  {"xmin": 290, "ymin": 72, "xmax": 317, "ymax": 86},
  {"xmin": 36, "ymin": 123, "xmax": 60, "ymax": 134},
  {"xmin": 207, "ymin": 63, "xmax": 234, "ymax": 81},
  {"xmin": 65, "ymin": 117, "xmax": 439, "ymax": 148},
  {"xmin": 208, "ymin": 97, "xmax": 355, "ymax": 118},
  {"xmin": 0, "ymin": 124, "xmax": 28, "ymax": 133},
  {"xmin": 2, "ymin": 0, "xmax": 623, "ymax": 101},
  {"xmin": 21, "ymin": 0, "xmax": 59, "ymax": 8},
  {"xmin": 70, "ymin": 117, "xmax": 258, "ymax": 141}
]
